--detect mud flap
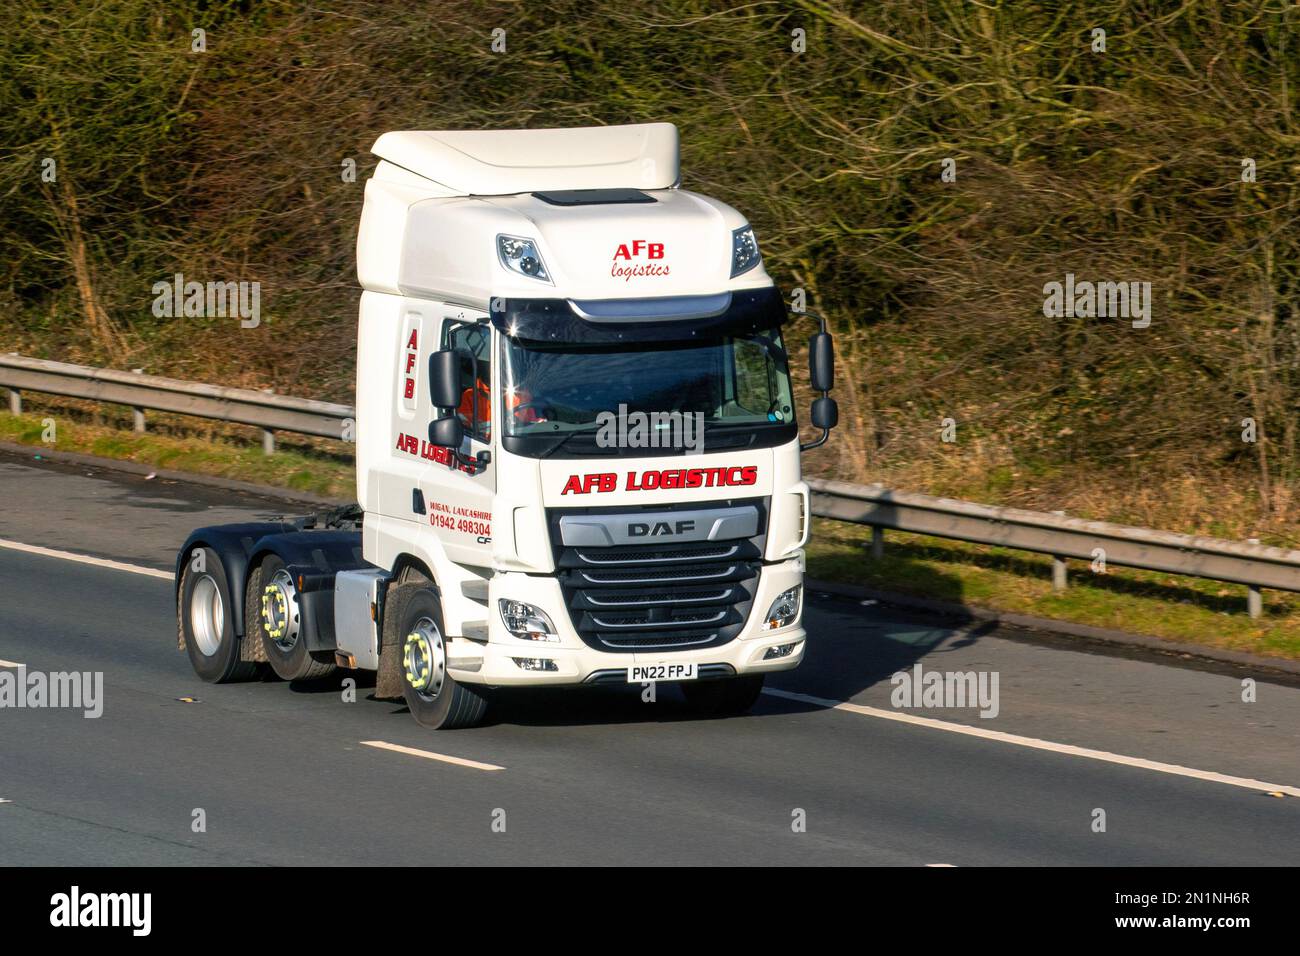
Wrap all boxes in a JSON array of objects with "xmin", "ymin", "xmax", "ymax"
[
  {"xmin": 240, "ymin": 565, "xmax": 269, "ymax": 663},
  {"xmin": 374, "ymin": 577, "xmax": 406, "ymax": 699},
  {"xmin": 375, "ymin": 620, "xmax": 403, "ymax": 699}
]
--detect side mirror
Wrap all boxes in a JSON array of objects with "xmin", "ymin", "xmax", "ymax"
[
  {"xmin": 428, "ymin": 349, "xmax": 462, "ymax": 409},
  {"xmin": 800, "ymin": 319, "xmax": 838, "ymax": 452},
  {"xmin": 811, "ymin": 396, "xmax": 838, "ymax": 430},
  {"xmin": 809, "ymin": 331, "xmax": 834, "ymax": 393},
  {"xmin": 428, "ymin": 415, "xmax": 464, "ymax": 449}
]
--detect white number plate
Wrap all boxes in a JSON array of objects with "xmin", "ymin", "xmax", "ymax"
[{"xmin": 627, "ymin": 662, "xmax": 699, "ymax": 683}]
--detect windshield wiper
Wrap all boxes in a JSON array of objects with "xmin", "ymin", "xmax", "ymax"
[{"xmin": 534, "ymin": 426, "xmax": 617, "ymax": 458}]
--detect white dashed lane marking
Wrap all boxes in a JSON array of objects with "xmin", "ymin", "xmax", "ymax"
[{"xmin": 361, "ymin": 740, "xmax": 505, "ymax": 772}]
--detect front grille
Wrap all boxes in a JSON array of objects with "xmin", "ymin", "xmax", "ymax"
[
  {"xmin": 549, "ymin": 500, "xmax": 765, "ymax": 653},
  {"xmin": 569, "ymin": 543, "xmax": 741, "ymax": 565},
  {"xmin": 574, "ymin": 563, "xmax": 743, "ymax": 585}
]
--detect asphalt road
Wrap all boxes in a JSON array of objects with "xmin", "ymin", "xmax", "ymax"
[{"xmin": 1, "ymin": 447, "xmax": 1298, "ymax": 865}]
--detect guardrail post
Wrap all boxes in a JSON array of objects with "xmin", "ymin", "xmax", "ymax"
[
  {"xmin": 131, "ymin": 369, "xmax": 145, "ymax": 433},
  {"xmin": 1246, "ymin": 539, "xmax": 1262, "ymax": 618},
  {"xmin": 1247, "ymin": 586, "xmax": 1262, "ymax": 619},
  {"xmin": 1052, "ymin": 555, "xmax": 1067, "ymax": 591},
  {"xmin": 7, "ymin": 388, "xmax": 18, "ymax": 416},
  {"xmin": 1047, "ymin": 511, "xmax": 1069, "ymax": 591},
  {"xmin": 260, "ymin": 387, "xmax": 276, "ymax": 455},
  {"xmin": 870, "ymin": 526, "xmax": 884, "ymax": 560}
]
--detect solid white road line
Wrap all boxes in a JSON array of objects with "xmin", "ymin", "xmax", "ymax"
[
  {"xmin": 0, "ymin": 660, "xmax": 23, "ymax": 668},
  {"xmin": 0, "ymin": 537, "xmax": 171, "ymax": 580},
  {"xmin": 360, "ymin": 740, "xmax": 504, "ymax": 772},
  {"xmin": 763, "ymin": 687, "xmax": 1300, "ymax": 798}
]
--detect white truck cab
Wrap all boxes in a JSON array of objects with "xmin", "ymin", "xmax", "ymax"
[{"xmin": 175, "ymin": 123, "xmax": 837, "ymax": 728}]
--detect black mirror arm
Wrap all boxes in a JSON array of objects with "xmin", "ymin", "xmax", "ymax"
[
  {"xmin": 801, "ymin": 427, "xmax": 831, "ymax": 452},
  {"xmin": 799, "ymin": 310, "xmax": 835, "ymax": 452},
  {"xmin": 429, "ymin": 409, "xmax": 491, "ymax": 474},
  {"xmin": 448, "ymin": 427, "xmax": 491, "ymax": 474}
]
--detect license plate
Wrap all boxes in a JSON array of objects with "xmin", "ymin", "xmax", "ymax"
[{"xmin": 627, "ymin": 662, "xmax": 699, "ymax": 683}]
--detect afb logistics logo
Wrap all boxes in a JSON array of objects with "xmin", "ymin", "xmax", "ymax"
[
  {"xmin": 611, "ymin": 239, "xmax": 670, "ymax": 282},
  {"xmin": 561, "ymin": 465, "xmax": 758, "ymax": 495}
]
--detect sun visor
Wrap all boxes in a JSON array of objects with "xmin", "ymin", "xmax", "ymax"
[{"xmin": 492, "ymin": 287, "xmax": 786, "ymax": 344}]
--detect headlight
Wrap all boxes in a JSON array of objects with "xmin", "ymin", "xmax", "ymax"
[
  {"xmin": 731, "ymin": 225, "xmax": 761, "ymax": 277},
  {"xmin": 497, "ymin": 234, "xmax": 551, "ymax": 282},
  {"xmin": 760, "ymin": 585, "xmax": 801, "ymax": 631},
  {"xmin": 499, "ymin": 599, "xmax": 560, "ymax": 641}
]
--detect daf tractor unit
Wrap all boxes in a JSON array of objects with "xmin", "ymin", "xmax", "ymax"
[{"xmin": 174, "ymin": 123, "xmax": 838, "ymax": 729}]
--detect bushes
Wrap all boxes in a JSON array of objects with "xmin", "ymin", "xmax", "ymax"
[{"xmin": 0, "ymin": 0, "xmax": 1297, "ymax": 530}]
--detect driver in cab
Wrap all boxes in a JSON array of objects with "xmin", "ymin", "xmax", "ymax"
[{"xmin": 458, "ymin": 376, "xmax": 545, "ymax": 436}]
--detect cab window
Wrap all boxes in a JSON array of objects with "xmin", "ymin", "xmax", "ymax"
[{"xmin": 444, "ymin": 322, "xmax": 492, "ymax": 442}]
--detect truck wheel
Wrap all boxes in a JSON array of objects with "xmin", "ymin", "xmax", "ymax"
[
  {"xmin": 253, "ymin": 555, "xmax": 335, "ymax": 682},
  {"xmin": 681, "ymin": 674, "xmax": 765, "ymax": 717},
  {"xmin": 179, "ymin": 547, "xmax": 260, "ymax": 683},
  {"xmin": 392, "ymin": 585, "xmax": 489, "ymax": 730}
]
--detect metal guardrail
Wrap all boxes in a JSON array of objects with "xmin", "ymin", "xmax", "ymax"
[
  {"xmin": 2, "ymin": 354, "xmax": 1295, "ymax": 616},
  {"xmin": 809, "ymin": 477, "xmax": 1300, "ymax": 616},
  {"xmin": 0, "ymin": 353, "xmax": 351, "ymax": 454}
]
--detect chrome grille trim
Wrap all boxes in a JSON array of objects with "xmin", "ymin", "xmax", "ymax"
[
  {"xmin": 572, "ymin": 543, "xmax": 739, "ymax": 565},
  {"xmin": 576, "ymin": 564, "xmax": 740, "ymax": 585},
  {"xmin": 590, "ymin": 609, "xmax": 729, "ymax": 630},
  {"xmin": 583, "ymin": 588, "xmax": 733, "ymax": 607}
]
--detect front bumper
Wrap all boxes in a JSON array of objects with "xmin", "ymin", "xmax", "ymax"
[{"xmin": 455, "ymin": 556, "xmax": 806, "ymax": 686}]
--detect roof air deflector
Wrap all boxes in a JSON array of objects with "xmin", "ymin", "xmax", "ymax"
[{"xmin": 532, "ymin": 188, "xmax": 657, "ymax": 206}]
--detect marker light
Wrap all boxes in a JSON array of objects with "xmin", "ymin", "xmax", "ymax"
[
  {"xmin": 761, "ymin": 585, "xmax": 801, "ymax": 631},
  {"xmin": 499, "ymin": 599, "xmax": 560, "ymax": 642},
  {"xmin": 731, "ymin": 226, "xmax": 761, "ymax": 277},
  {"xmin": 497, "ymin": 235, "xmax": 551, "ymax": 282}
]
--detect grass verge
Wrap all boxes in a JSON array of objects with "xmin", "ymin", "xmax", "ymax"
[
  {"xmin": 0, "ymin": 412, "xmax": 355, "ymax": 499},
  {"xmin": 807, "ymin": 519, "xmax": 1300, "ymax": 661}
]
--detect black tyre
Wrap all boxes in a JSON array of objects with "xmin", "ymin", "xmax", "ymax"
[
  {"xmin": 392, "ymin": 584, "xmax": 489, "ymax": 730},
  {"xmin": 252, "ymin": 554, "xmax": 335, "ymax": 682},
  {"xmin": 681, "ymin": 674, "xmax": 765, "ymax": 717},
  {"xmin": 178, "ymin": 546, "xmax": 260, "ymax": 683}
]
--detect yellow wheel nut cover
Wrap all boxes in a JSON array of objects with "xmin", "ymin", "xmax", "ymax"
[
  {"xmin": 403, "ymin": 632, "xmax": 431, "ymax": 688},
  {"xmin": 262, "ymin": 585, "xmax": 287, "ymax": 639}
]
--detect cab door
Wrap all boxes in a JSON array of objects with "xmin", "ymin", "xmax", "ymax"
[{"xmin": 421, "ymin": 317, "xmax": 496, "ymax": 567}]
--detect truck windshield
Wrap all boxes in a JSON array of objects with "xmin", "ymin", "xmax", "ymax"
[{"xmin": 500, "ymin": 330, "xmax": 796, "ymax": 456}]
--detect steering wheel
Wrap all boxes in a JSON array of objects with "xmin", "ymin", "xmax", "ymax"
[{"xmin": 511, "ymin": 400, "xmax": 550, "ymax": 423}]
